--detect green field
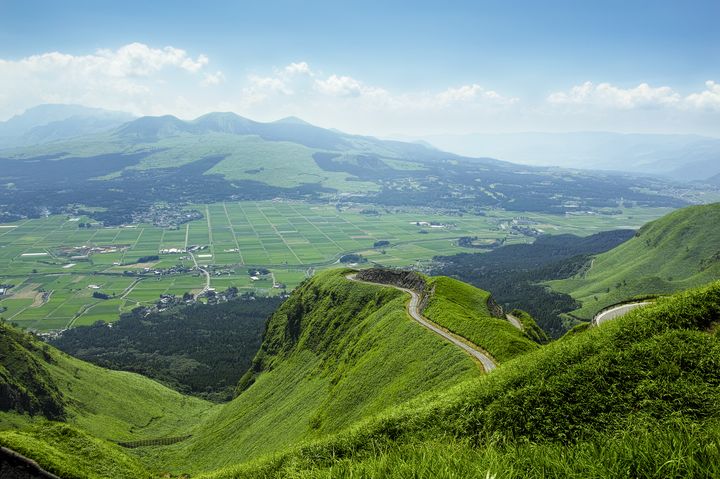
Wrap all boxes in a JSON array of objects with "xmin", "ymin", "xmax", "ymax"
[{"xmin": 0, "ymin": 201, "xmax": 672, "ymax": 330}]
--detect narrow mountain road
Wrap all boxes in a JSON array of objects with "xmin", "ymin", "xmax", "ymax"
[
  {"xmin": 346, "ymin": 274, "xmax": 497, "ymax": 372},
  {"xmin": 189, "ymin": 252, "xmax": 211, "ymax": 295},
  {"xmin": 593, "ymin": 301, "xmax": 653, "ymax": 326},
  {"xmin": 505, "ymin": 313, "xmax": 523, "ymax": 331}
]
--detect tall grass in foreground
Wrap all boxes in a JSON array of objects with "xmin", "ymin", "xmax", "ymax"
[{"xmin": 215, "ymin": 419, "xmax": 720, "ymax": 479}]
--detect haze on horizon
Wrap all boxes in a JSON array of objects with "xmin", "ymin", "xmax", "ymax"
[{"xmin": 1, "ymin": 0, "xmax": 718, "ymax": 140}]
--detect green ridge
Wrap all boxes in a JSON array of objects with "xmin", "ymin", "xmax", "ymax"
[
  {"xmin": 423, "ymin": 276, "xmax": 540, "ymax": 361},
  {"xmin": 548, "ymin": 202, "xmax": 720, "ymax": 319},
  {"xmin": 146, "ymin": 269, "xmax": 479, "ymax": 473},
  {"xmin": 200, "ymin": 280, "xmax": 720, "ymax": 478}
]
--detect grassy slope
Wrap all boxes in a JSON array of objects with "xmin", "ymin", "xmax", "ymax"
[
  {"xmin": 146, "ymin": 269, "xmax": 479, "ymax": 474},
  {"xmin": 548, "ymin": 202, "xmax": 720, "ymax": 319},
  {"xmin": 423, "ymin": 276, "xmax": 540, "ymax": 362},
  {"xmin": 204, "ymin": 280, "xmax": 720, "ymax": 478},
  {"xmin": 2, "ymin": 132, "xmax": 382, "ymax": 192},
  {"xmin": 509, "ymin": 309, "xmax": 550, "ymax": 344},
  {"xmin": 0, "ymin": 321, "xmax": 218, "ymax": 477}
]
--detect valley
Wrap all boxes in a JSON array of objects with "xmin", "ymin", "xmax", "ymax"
[
  {"xmin": 2, "ymin": 4, "xmax": 719, "ymax": 477},
  {"xmin": 0, "ymin": 200, "xmax": 670, "ymax": 332}
]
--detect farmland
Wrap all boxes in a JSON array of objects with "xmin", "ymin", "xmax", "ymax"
[{"xmin": 0, "ymin": 200, "xmax": 671, "ymax": 330}]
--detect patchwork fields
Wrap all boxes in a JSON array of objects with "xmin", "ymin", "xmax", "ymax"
[{"xmin": 0, "ymin": 200, "xmax": 671, "ymax": 330}]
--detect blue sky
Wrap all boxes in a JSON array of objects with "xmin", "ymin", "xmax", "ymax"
[{"xmin": 1, "ymin": 0, "xmax": 718, "ymax": 135}]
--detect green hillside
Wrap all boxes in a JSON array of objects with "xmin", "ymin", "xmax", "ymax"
[
  {"xmin": 144, "ymin": 269, "xmax": 484, "ymax": 473},
  {"xmin": 0, "ymin": 320, "xmax": 217, "ymax": 478},
  {"xmin": 423, "ymin": 276, "xmax": 540, "ymax": 362},
  {"xmin": 200, "ymin": 280, "xmax": 720, "ymax": 478},
  {"xmin": 548, "ymin": 202, "xmax": 720, "ymax": 319},
  {"xmin": 2, "ymin": 268, "xmax": 510, "ymax": 476},
  {"xmin": 2, "ymin": 267, "xmax": 719, "ymax": 478}
]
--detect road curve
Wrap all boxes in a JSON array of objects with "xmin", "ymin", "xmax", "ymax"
[
  {"xmin": 593, "ymin": 301, "xmax": 653, "ymax": 326},
  {"xmin": 189, "ymin": 252, "xmax": 211, "ymax": 295},
  {"xmin": 346, "ymin": 273, "xmax": 497, "ymax": 372}
]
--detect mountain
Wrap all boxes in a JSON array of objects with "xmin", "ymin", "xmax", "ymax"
[
  {"xmin": 547, "ymin": 202, "xmax": 720, "ymax": 319},
  {"xmin": 0, "ymin": 108, "xmax": 690, "ymax": 226},
  {"xmin": 424, "ymin": 131, "xmax": 720, "ymax": 181},
  {"xmin": 0, "ymin": 104, "xmax": 134, "ymax": 147},
  {"xmin": 116, "ymin": 112, "xmax": 352, "ymax": 149},
  {"xmin": 1, "ymin": 268, "xmax": 719, "ymax": 477},
  {"xmin": 0, "ymin": 269, "xmax": 535, "ymax": 476}
]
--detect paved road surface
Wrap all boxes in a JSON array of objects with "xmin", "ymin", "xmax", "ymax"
[
  {"xmin": 593, "ymin": 302, "xmax": 653, "ymax": 326},
  {"xmin": 189, "ymin": 252, "xmax": 211, "ymax": 295},
  {"xmin": 347, "ymin": 274, "xmax": 497, "ymax": 372}
]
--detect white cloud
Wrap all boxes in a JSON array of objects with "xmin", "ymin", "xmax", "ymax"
[
  {"xmin": 314, "ymin": 74, "xmax": 388, "ymax": 98},
  {"xmin": 685, "ymin": 80, "xmax": 720, "ymax": 111},
  {"xmin": 0, "ymin": 43, "xmax": 211, "ymax": 119},
  {"xmin": 1, "ymin": 45, "xmax": 717, "ymax": 136},
  {"xmin": 546, "ymin": 80, "xmax": 720, "ymax": 112},
  {"xmin": 284, "ymin": 61, "xmax": 313, "ymax": 76},
  {"xmin": 201, "ymin": 71, "xmax": 226, "ymax": 86},
  {"xmin": 435, "ymin": 84, "xmax": 518, "ymax": 106},
  {"xmin": 547, "ymin": 81, "xmax": 681, "ymax": 109}
]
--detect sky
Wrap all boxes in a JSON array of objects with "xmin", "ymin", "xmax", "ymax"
[{"xmin": 0, "ymin": 0, "xmax": 718, "ymax": 136}]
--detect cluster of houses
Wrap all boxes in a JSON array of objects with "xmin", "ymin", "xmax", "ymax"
[{"xmin": 131, "ymin": 205, "xmax": 204, "ymax": 229}]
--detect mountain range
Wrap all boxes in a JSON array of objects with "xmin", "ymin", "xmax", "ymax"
[
  {"xmin": 0, "ymin": 104, "xmax": 135, "ymax": 147},
  {"xmin": 3, "ymin": 105, "xmax": 720, "ymax": 183},
  {"xmin": 423, "ymin": 131, "xmax": 720, "ymax": 181}
]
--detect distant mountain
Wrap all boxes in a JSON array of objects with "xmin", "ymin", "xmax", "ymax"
[
  {"xmin": 424, "ymin": 131, "xmax": 720, "ymax": 181},
  {"xmin": 547, "ymin": 202, "xmax": 720, "ymax": 318},
  {"xmin": 0, "ymin": 104, "xmax": 135, "ymax": 147},
  {"xmin": 0, "ymin": 106, "xmax": 691, "ymax": 224},
  {"xmin": 116, "ymin": 112, "xmax": 353, "ymax": 150}
]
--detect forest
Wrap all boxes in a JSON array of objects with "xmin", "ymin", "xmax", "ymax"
[{"xmin": 50, "ymin": 294, "xmax": 284, "ymax": 401}]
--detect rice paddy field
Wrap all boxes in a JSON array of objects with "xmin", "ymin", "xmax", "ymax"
[{"xmin": 0, "ymin": 200, "xmax": 671, "ymax": 331}]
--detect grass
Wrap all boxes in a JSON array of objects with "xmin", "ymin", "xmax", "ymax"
[
  {"xmin": 1, "ymin": 269, "xmax": 719, "ymax": 477},
  {"xmin": 548, "ymin": 202, "xmax": 720, "ymax": 319},
  {"xmin": 197, "ymin": 279, "xmax": 720, "ymax": 478},
  {"xmin": 0, "ymin": 318, "xmax": 218, "ymax": 454},
  {"xmin": 0, "ymin": 422, "xmax": 151, "ymax": 479},
  {"xmin": 423, "ymin": 276, "xmax": 539, "ymax": 362},
  {"xmin": 142, "ymin": 269, "xmax": 479, "ymax": 473},
  {"xmin": 508, "ymin": 309, "xmax": 549, "ymax": 344},
  {"xmin": 223, "ymin": 419, "xmax": 720, "ymax": 479}
]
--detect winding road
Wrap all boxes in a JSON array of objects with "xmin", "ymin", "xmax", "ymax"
[
  {"xmin": 593, "ymin": 301, "xmax": 653, "ymax": 326},
  {"xmin": 346, "ymin": 274, "xmax": 497, "ymax": 372},
  {"xmin": 189, "ymin": 252, "xmax": 211, "ymax": 295}
]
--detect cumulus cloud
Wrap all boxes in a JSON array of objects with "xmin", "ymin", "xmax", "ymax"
[
  {"xmin": 2, "ymin": 45, "xmax": 717, "ymax": 136},
  {"xmin": 314, "ymin": 74, "xmax": 388, "ymax": 98},
  {"xmin": 435, "ymin": 84, "xmax": 518, "ymax": 106},
  {"xmin": 685, "ymin": 80, "xmax": 720, "ymax": 110},
  {"xmin": 284, "ymin": 61, "xmax": 313, "ymax": 76},
  {"xmin": 0, "ymin": 43, "xmax": 211, "ymax": 118},
  {"xmin": 201, "ymin": 71, "xmax": 226, "ymax": 86},
  {"xmin": 547, "ymin": 80, "xmax": 720, "ymax": 112},
  {"xmin": 547, "ymin": 81, "xmax": 681, "ymax": 109}
]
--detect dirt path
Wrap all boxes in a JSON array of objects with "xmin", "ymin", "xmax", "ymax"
[
  {"xmin": 346, "ymin": 274, "xmax": 497, "ymax": 373},
  {"xmin": 593, "ymin": 301, "xmax": 653, "ymax": 326}
]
